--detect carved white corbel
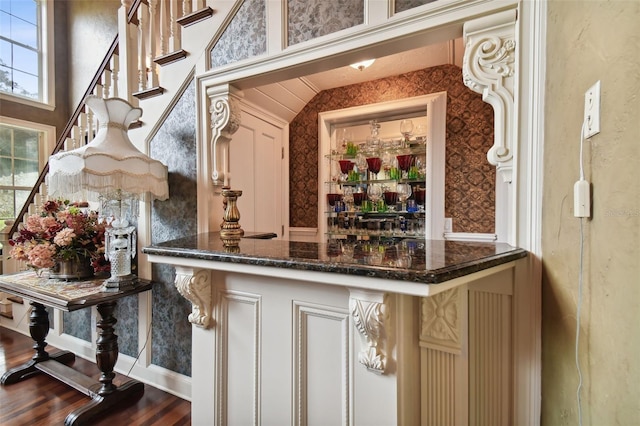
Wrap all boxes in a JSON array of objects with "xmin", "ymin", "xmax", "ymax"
[
  {"xmin": 349, "ymin": 289, "xmax": 389, "ymax": 374},
  {"xmin": 174, "ymin": 266, "xmax": 213, "ymax": 328},
  {"xmin": 206, "ymin": 84, "xmax": 243, "ymax": 186},
  {"xmin": 462, "ymin": 10, "xmax": 517, "ymax": 183}
]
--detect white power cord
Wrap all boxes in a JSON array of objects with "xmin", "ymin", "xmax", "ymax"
[
  {"xmin": 127, "ymin": 317, "xmax": 153, "ymax": 377},
  {"xmin": 576, "ymin": 217, "xmax": 584, "ymax": 426},
  {"xmin": 575, "ymin": 118, "xmax": 588, "ymax": 426}
]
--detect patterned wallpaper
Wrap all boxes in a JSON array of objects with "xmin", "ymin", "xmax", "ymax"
[
  {"xmin": 287, "ymin": 0, "xmax": 363, "ymax": 46},
  {"xmin": 59, "ymin": 291, "xmax": 138, "ymax": 357},
  {"xmin": 63, "ymin": 307, "xmax": 91, "ymax": 342},
  {"xmin": 210, "ymin": 0, "xmax": 266, "ymax": 69},
  {"xmin": 149, "ymin": 80, "xmax": 198, "ymax": 376},
  {"xmin": 289, "ymin": 64, "xmax": 496, "ymax": 234}
]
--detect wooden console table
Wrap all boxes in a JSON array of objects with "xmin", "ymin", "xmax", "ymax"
[{"xmin": 0, "ymin": 271, "xmax": 153, "ymax": 426}]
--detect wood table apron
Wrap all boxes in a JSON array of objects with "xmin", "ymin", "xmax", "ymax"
[{"xmin": 0, "ymin": 271, "xmax": 153, "ymax": 426}]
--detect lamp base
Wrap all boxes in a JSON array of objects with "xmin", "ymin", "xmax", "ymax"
[{"xmin": 102, "ymin": 274, "xmax": 138, "ymax": 292}]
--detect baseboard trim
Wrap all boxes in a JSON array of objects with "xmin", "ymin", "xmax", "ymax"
[
  {"xmin": 443, "ymin": 232, "xmax": 498, "ymax": 242},
  {"xmin": 289, "ymin": 227, "xmax": 318, "ymax": 242}
]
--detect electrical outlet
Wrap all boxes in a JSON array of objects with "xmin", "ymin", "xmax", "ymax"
[{"xmin": 583, "ymin": 81, "xmax": 601, "ymax": 138}]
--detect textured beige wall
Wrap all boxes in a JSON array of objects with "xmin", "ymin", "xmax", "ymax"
[
  {"xmin": 66, "ymin": 0, "xmax": 120, "ymax": 108},
  {"xmin": 542, "ymin": 1, "xmax": 640, "ymax": 424}
]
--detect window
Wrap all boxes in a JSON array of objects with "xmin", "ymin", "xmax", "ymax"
[
  {"xmin": 0, "ymin": 0, "xmax": 54, "ymax": 107},
  {"xmin": 0, "ymin": 118, "xmax": 54, "ymax": 221}
]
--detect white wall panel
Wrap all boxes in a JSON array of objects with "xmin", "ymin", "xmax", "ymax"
[
  {"xmin": 293, "ymin": 301, "xmax": 350, "ymax": 426},
  {"xmin": 216, "ymin": 290, "xmax": 261, "ymax": 426}
]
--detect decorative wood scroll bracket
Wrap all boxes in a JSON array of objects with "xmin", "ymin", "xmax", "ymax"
[
  {"xmin": 349, "ymin": 289, "xmax": 388, "ymax": 374},
  {"xmin": 174, "ymin": 266, "xmax": 213, "ymax": 328},
  {"xmin": 206, "ymin": 83, "xmax": 243, "ymax": 187},
  {"xmin": 462, "ymin": 10, "xmax": 517, "ymax": 183}
]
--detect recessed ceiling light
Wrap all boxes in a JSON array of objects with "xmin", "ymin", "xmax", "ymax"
[{"xmin": 350, "ymin": 59, "xmax": 375, "ymax": 71}]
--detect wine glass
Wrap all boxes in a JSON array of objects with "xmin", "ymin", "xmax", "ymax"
[
  {"xmin": 396, "ymin": 154, "xmax": 414, "ymax": 179},
  {"xmin": 396, "ymin": 183, "xmax": 412, "ymax": 211},
  {"xmin": 352, "ymin": 191, "xmax": 366, "ymax": 212},
  {"xmin": 414, "ymin": 124, "xmax": 427, "ymax": 144},
  {"xmin": 338, "ymin": 159, "xmax": 354, "ymax": 182},
  {"xmin": 381, "ymin": 150, "xmax": 393, "ymax": 178},
  {"xmin": 399, "ymin": 119, "xmax": 414, "ymax": 146},
  {"xmin": 342, "ymin": 186, "xmax": 354, "ymax": 211},
  {"xmin": 366, "ymin": 157, "xmax": 382, "ymax": 180},
  {"xmin": 383, "ymin": 190, "xmax": 398, "ymax": 211},
  {"xmin": 340, "ymin": 128, "xmax": 353, "ymax": 153},
  {"xmin": 368, "ymin": 184, "xmax": 383, "ymax": 211},
  {"xmin": 327, "ymin": 193, "xmax": 342, "ymax": 212},
  {"xmin": 413, "ymin": 187, "xmax": 426, "ymax": 211},
  {"xmin": 355, "ymin": 153, "xmax": 368, "ymax": 180}
]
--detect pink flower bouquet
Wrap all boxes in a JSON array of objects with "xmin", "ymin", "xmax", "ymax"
[{"xmin": 9, "ymin": 199, "xmax": 110, "ymax": 274}]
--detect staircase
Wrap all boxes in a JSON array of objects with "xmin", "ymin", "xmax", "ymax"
[{"xmin": 1, "ymin": 0, "xmax": 231, "ymax": 320}]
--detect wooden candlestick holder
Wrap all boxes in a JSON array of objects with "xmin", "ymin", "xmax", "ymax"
[{"xmin": 220, "ymin": 188, "xmax": 244, "ymax": 247}]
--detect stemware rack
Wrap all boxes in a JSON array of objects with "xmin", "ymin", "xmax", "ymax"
[
  {"xmin": 324, "ymin": 139, "xmax": 428, "ymax": 241},
  {"xmin": 319, "ymin": 92, "xmax": 448, "ymax": 243}
]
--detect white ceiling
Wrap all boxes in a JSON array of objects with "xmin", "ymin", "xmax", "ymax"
[{"xmin": 243, "ymin": 38, "xmax": 465, "ymax": 122}]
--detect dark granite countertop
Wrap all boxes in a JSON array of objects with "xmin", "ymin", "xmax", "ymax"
[{"xmin": 143, "ymin": 232, "xmax": 527, "ymax": 284}]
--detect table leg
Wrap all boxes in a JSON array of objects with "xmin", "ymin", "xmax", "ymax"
[
  {"xmin": 1, "ymin": 301, "xmax": 74, "ymax": 385},
  {"xmin": 64, "ymin": 300, "xmax": 144, "ymax": 426},
  {"xmin": 95, "ymin": 301, "xmax": 118, "ymax": 395}
]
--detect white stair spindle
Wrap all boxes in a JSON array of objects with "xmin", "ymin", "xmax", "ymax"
[
  {"xmin": 85, "ymin": 105, "xmax": 95, "ymax": 143},
  {"xmin": 158, "ymin": 0, "xmax": 168, "ymax": 56},
  {"xmin": 148, "ymin": 0, "xmax": 160, "ymax": 88},
  {"xmin": 137, "ymin": 2, "xmax": 149, "ymax": 91},
  {"xmin": 71, "ymin": 125, "xmax": 81, "ymax": 150},
  {"xmin": 78, "ymin": 112, "xmax": 87, "ymax": 146},
  {"xmin": 102, "ymin": 68, "xmax": 112, "ymax": 98},
  {"xmin": 39, "ymin": 183, "xmax": 48, "ymax": 202},
  {"xmin": 181, "ymin": 0, "xmax": 191, "ymax": 17},
  {"xmin": 118, "ymin": 1, "xmax": 135, "ymax": 101},
  {"xmin": 169, "ymin": 0, "xmax": 181, "ymax": 51},
  {"xmin": 111, "ymin": 54, "xmax": 120, "ymax": 98}
]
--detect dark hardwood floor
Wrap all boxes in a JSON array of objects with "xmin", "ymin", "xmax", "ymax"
[{"xmin": 0, "ymin": 327, "xmax": 191, "ymax": 425}]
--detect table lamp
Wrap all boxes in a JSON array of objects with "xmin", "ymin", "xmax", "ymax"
[{"xmin": 47, "ymin": 96, "xmax": 169, "ymax": 288}]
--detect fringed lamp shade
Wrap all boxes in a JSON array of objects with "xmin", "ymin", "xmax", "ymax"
[
  {"xmin": 47, "ymin": 96, "xmax": 169, "ymax": 289},
  {"xmin": 47, "ymin": 96, "xmax": 169, "ymax": 201}
]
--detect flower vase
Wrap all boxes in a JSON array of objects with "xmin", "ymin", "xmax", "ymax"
[{"xmin": 49, "ymin": 256, "xmax": 94, "ymax": 280}]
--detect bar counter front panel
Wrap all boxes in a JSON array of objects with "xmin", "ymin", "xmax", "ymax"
[{"xmin": 143, "ymin": 232, "xmax": 533, "ymax": 425}]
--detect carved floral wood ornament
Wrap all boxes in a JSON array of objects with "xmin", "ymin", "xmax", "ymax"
[
  {"xmin": 420, "ymin": 287, "xmax": 464, "ymax": 354},
  {"xmin": 349, "ymin": 290, "xmax": 388, "ymax": 374}
]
